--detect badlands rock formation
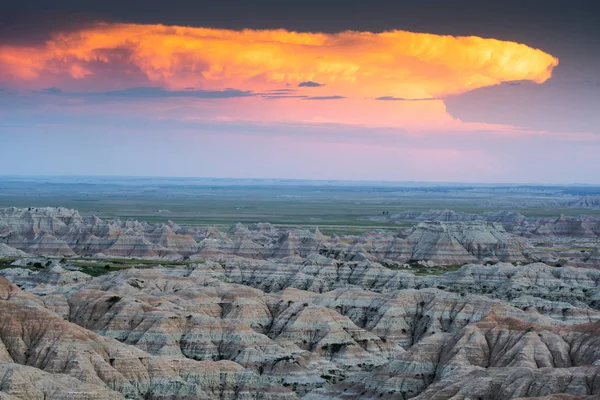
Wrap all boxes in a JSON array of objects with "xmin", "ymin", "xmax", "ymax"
[
  {"xmin": 586, "ymin": 247, "xmax": 600, "ymax": 268},
  {"xmin": 482, "ymin": 196, "xmax": 600, "ymax": 210},
  {"xmin": 0, "ymin": 277, "xmax": 296, "ymax": 400},
  {"xmin": 2, "ymin": 206, "xmax": 600, "ymax": 399},
  {"xmin": 0, "ymin": 207, "xmax": 533, "ymax": 265},
  {"xmin": 0, "ymin": 244, "xmax": 27, "ymax": 258},
  {"xmin": 306, "ymin": 314, "xmax": 600, "ymax": 400},
  {"xmin": 1, "ymin": 256, "xmax": 600, "ymax": 399},
  {"xmin": 376, "ymin": 209, "xmax": 527, "ymax": 224},
  {"xmin": 377, "ymin": 209, "xmax": 600, "ymax": 240},
  {"xmin": 371, "ymin": 209, "xmax": 600, "ymax": 266},
  {"xmin": 405, "ymin": 221, "xmax": 527, "ymax": 265},
  {"xmin": 0, "ymin": 207, "xmax": 199, "ymax": 259}
]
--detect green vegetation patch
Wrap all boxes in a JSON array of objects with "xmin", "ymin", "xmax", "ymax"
[
  {"xmin": 64, "ymin": 257, "xmax": 201, "ymax": 277},
  {"xmin": 383, "ymin": 261, "xmax": 465, "ymax": 276}
]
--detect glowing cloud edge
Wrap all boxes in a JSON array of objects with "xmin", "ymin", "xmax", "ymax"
[{"xmin": 0, "ymin": 23, "xmax": 558, "ymax": 100}]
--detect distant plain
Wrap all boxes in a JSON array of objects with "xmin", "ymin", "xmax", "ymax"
[{"xmin": 1, "ymin": 176, "xmax": 600, "ymax": 235}]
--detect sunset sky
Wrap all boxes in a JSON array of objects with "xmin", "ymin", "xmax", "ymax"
[{"xmin": 1, "ymin": 0, "xmax": 599, "ymax": 183}]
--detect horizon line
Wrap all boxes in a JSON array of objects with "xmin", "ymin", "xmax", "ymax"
[{"xmin": 0, "ymin": 174, "xmax": 599, "ymax": 187}]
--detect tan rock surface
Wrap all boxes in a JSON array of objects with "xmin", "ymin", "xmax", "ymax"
[
  {"xmin": 1, "ymin": 207, "xmax": 536, "ymax": 265},
  {"xmin": 0, "ymin": 362, "xmax": 121, "ymax": 399},
  {"xmin": 307, "ymin": 315, "xmax": 600, "ymax": 399},
  {"xmin": 2, "ymin": 206, "xmax": 600, "ymax": 399},
  {"xmin": 0, "ymin": 277, "xmax": 297, "ymax": 399}
]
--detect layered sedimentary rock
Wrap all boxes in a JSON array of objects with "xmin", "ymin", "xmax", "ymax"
[
  {"xmin": 570, "ymin": 196, "xmax": 600, "ymax": 209},
  {"xmin": 377, "ymin": 209, "xmax": 527, "ymax": 224},
  {"xmin": 2, "ymin": 255, "xmax": 600, "ymax": 399},
  {"xmin": 406, "ymin": 221, "xmax": 528, "ymax": 264},
  {"xmin": 0, "ymin": 244, "xmax": 27, "ymax": 258},
  {"xmin": 174, "ymin": 258, "xmax": 599, "ymax": 319},
  {"xmin": 586, "ymin": 247, "xmax": 600, "ymax": 268},
  {"xmin": 0, "ymin": 362, "xmax": 120, "ymax": 399},
  {"xmin": 49, "ymin": 268, "xmax": 395, "ymax": 378},
  {"xmin": 483, "ymin": 196, "xmax": 600, "ymax": 210},
  {"xmin": 4, "ymin": 206, "xmax": 600, "ymax": 268},
  {"xmin": 306, "ymin": 314, "xmax": 600, "ymax": 400},
  {"xmin": 0, "ymin": 277, "xmax": 296, "ymax": 400},
  {"xmin": 3, "ymin": 206, "xmax": 600, "ymax": 398},
  {"xmin": 532, "ymin": 216, "xmax": 600, "ymax": 238},
  {"xmin": 372, "ymin": 209, "xmax": 600, "ymax": 241},
  {"xmin": 0, "ymin": 207, "xmax": 538, "ymax": 266},
  {"xmin": 0, "ymin": 207, "xmax": 199, "ymax": 259}
]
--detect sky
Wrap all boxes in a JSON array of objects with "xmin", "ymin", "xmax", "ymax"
[{"xmin": 1, "ymin": 0, "xmax": 599, "ymax": 183}]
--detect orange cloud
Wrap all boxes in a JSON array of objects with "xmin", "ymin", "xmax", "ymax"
[
  {"xmin": 0, "ymin": 23, "xmax": 558, "ymax": 99},
  {"xmin": 0, "ymin": 24, "xmax": 561, "ymax": 131}
]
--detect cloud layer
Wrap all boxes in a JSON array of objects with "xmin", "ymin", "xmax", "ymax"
[
  {"xmin": 0, "ymin": 23, "xmax": 558, "ymax": 99},
  {"xmin": 3, "ymin": 23, "xmax": 588, "ymax": 183}
]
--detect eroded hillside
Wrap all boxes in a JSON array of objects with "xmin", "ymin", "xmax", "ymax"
[{"xmin": 1, "ymin": 208, "xmax": 600, "ymax": 399}]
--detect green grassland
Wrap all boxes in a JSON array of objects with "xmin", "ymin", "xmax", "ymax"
[
  {"xmin": 382, "ymin": 261, "xmax": 465, "ymax": 276},
  {"xmin": 0, "ymin": 259, "xmax": 20, "ymax": 270},
  {"xmin": 67, "ymin": 257, "xmax": 199, "ymax": 276},
  {"xmin": 2, "ymin": 178, "xmax": 597, "ymax": 281},
  {"xmin": 0, "ymin": 256, "xmax": 201, "ymax": 277},
  {"xmin": 1, "ymin": 178, "xmax": 600, "ymax": 233},
  {"xmin": 1, "ymin": 255, "xmax": 465, "ymax": 278}
]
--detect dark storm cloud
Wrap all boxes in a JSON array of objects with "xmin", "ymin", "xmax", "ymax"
[
  {"xmin": 265, "ymin": 89, "xmax": 296, "ymax": 93},
  {"xmin": 253, "ymin": 88, "xmax": 308, "ymax": 99},
  {"xmin": 30, "ymin": 86, "xmax": 345, "ymax": 102},
  {"xmin": 298, "ymin": 81, "xmax": 325, "ymax": 87},
  {"xmin": 445, "ymin": 80, "xmax": 600, "ymax": 134},
  {"xmin": 38, "ymin": 88, "xmax": 63, "ymax": 95},
  {"xmin": 262, "ymin": 95, "xmax": 309, "ymax": 100},
  {"xmin": 1, "ymin": 0, "xmax": 598, "ymax": 143},
  {"xmin": 35, "ymin": 87, "xmax": 255, "ymax": 99},
  {"xmin": 260, "ymin": 89, "xmax": 298, "ymax": 96},
  {"xmin": 303, "ymin": 96, "xmax": 345, "ymax": 101},
  {"xmin": 375, "ymin": 96, "xmax": 440, "ymax": 101},
  {"xmin": 1, "ymin": 0, "xmax": 598, "ymax": 45}
]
